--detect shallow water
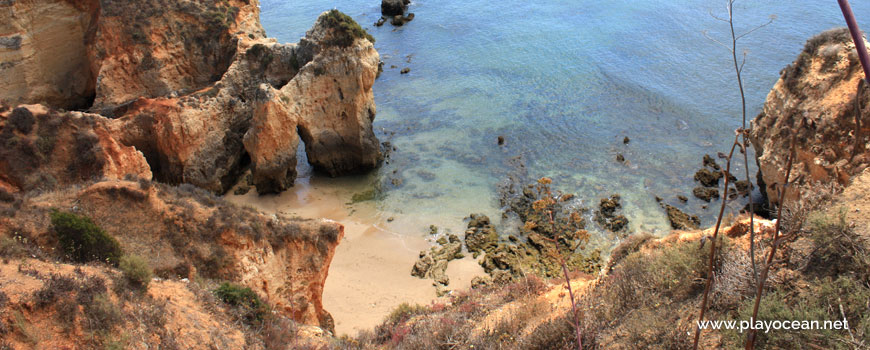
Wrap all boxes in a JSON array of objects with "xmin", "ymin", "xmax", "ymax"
[
  {"xmin": 251, "ymin": 0, "xmax": 870, "ymax": 335},
  {"xmin": 258, "ymin": 0, "xmax": 868, "ymax": 242}
]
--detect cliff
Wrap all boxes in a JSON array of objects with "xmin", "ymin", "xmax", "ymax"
[
  {"xmin": 0, "ymin": 179, "xmax": 342, "ymax": 329},
  {"xmin": 751, "ymin": 28, "xmax": 870, "ymax": 206},
  {"xmin": 1, "ymin": 1, "xmax": 381, "ymax": 194}
]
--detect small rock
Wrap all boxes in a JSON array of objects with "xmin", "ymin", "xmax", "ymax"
[
  {"xmin": 703, "ymin": 154, "xmax": 721, "ymax": 171},
  {"xmin": 734, "ymin": 180, "xmax": 752, "ymax": 195},
  {"xmin": 435, "ymin": 284, "xmax": 451, "ymax": 297},
  {"xmin": 233, "ymin": 184, "xmax": 251, "ymax": 195},
  {"xmin": 694, "ymin": 168, "xmax": 722, "ymax": 187},
  {"xmin": 677, "ymin": 195, "xmax": 688, "ymax": 203},
  {"xmin": 471, "ymin": 275, "xmax": 492, "ymax": 289},
  {"xmin": 497, "ymin": 136, "xmax": 505, "ymax": 145},
  {"xmin": 616, "ymin": 153, "xmax": 625, "ymax": 163},
  {"xmin": 662, "ymin": 204, "xmax": 700, "ymax": 230},
  {"xmin": 387, "ymin": 217, "xmax": 395, "ymax": 222},
  {"xmin": 693, "ymin": 187, "xmax": 720, "ymax": 202},
  {"xmin": 429, "ymin": 225, "xmax": 438, "ymax": 235},
  {"xmin": 623, "ymin": 136, "xmax": 630, "ymax": 144},
  {"xmin": 400, "ymin": 67, "xmax": 410, "ymax": 74},
  {"xmin": 391, "ymin": 15, "xmax": 405, "ymax": 26},
  {"xmin": 411, "ymin": 254, "xmax": 434, "ymax": 278},
  {"xmin": 375, "ymin": 17, "xmax": 387, "ymax": 27}
]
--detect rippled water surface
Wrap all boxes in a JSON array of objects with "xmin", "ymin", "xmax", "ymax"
[{"xmin": 258, "ymin": 0, "xmax": 869, "ymax": 245}]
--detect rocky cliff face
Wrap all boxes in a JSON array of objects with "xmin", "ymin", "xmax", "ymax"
[
  {"xmin": 0, "ymin": 104, "xmax": 151, "ymax": 194},
  {"xmin": 0, "ymin": 1, "xmax": 381, "ymax": 194},
  {"xmin": 0, "ymin": 0, "xmax": 99, "ymax": 110},
  {"xmin": 751, "ymin": 28, "xmax": 870, "ymax": 206},
  {"xmin": 0, "ymin": 179, "xmax": 343, "ymax": 327}
]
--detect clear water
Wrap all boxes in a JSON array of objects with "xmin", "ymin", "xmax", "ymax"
[{"xmin": 258, "ymin": 0, "xmax": 870, "ymax": 245}]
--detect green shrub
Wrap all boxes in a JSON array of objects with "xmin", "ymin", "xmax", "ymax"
[
  {"xmin": 84, "ymin": 294, "xmax": 123, "ymax": 331},
  {"xmin": 725, "ymin": 275, "xmax": 870, "ymax": 349},
  {"xmin": 120, "ymin": 255, "xmax": 152, "ymax": 291},
  {"xmin": 385, "ymin": 302, "xmax": 428, "ymax": 325},
  {"xmin": 321, "ymin": 9, "xmax": 375, "ymax": 47},
  {"xmin": 214, "ymin": 282, "xmax": 269, "ymax": 324},
  {"xmin": 51, "ymin": 210, "xmax": 123, "ymax": 265}
]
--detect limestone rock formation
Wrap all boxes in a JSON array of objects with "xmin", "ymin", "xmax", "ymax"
[
  {"xmin": 0, "ymin": 179, "xmax": 343, "ymax": 327},
  {"xmin": 0, "ymin": 104, "xmax": 151, "ymax": 193},
  {"xmin": 0, "ymin": 0, "xmax": 99, "ymax": 110},
  {"xmin": 1, "ymin": 1, "xmax": 381, "ymax": 195},
  {"xmin": 751, "ymin": 28, "xmax": 870, "ymax": 206},
  {"xmin": 88, "ymin": 0, "xmax": 260, "ymax": 114},
  {"xmin": 106, "ymin": 9, "xmax": 381, "ymax": 194}
]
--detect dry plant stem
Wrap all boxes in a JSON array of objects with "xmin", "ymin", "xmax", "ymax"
[
  {"xmin": 706, "ymin": 0, "xmax": 772, "ymax": 286},
  {"xmin": 726, "ymin": 1, "xmax": 759, "ymax": 285},
  {"xmin": 854, "ymin": 80, "xmax": 865, "ymax": 161},
  {"xmin": 744, "ymin": 137, "xmax": 797, "ymax": 350},
  {"xmin": 692, "ymin": 134, "xmax": 740, "ymax": 350},
  {"xmin": 545, "ymin": 207, "xmax": 583, "ymax": 350}
]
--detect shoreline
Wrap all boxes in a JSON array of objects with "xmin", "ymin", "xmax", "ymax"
[{"xmin": 225, "ymin": 175, "xmax": 485, "ymax": 335}]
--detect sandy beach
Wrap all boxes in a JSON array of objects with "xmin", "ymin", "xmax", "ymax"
[{"xmin": 225, "ymin": 175, "xmax": 485, "ymax": 335}]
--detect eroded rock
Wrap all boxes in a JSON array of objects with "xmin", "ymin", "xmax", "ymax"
[
  {"xmin": 662, "ymin": 204, "xmax": 701, "ymax": 230},
  {"xmin": 751, "ymin": 28, "xmax": 870, "ymax": 207},
  {"xmin": 0, "ymin": 104, "xmax": 151, "ymax": 192}
]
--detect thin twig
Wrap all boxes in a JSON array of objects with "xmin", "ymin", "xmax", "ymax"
[
  {"xmin": 744, "ymin": 131, "xmax": 798, "ymax": 350},
  {"xmin": 692, "ymin": 134, "xmax": 740, "ymax": 350}
]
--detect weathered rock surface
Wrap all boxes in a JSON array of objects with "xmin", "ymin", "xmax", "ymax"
[
  {"xmin": 751, "ymin": 28, "xmax": 870, "ymax": 206},
  {"xmin": 0, "ymin": 0, "xmax": 100, "ymax": 110},
  {"xmin": 595, "ymin": 194, "xmax": 629, "ymax": 233},
  {"xmin": 464, "ymin": 214, "xmax": 499, "ymax": 258},
  {"xmin": 1, "ymin": 2, "xmax": 381, "ymax": 194},
  {"xmin": 661, "ymin": 203, "xmax": 700, "ymax": 230},
  {"xmin": 0, "ymin": 179, "xmax": 343, "ymax": 327},
  {"xmin": 0, "ymin": 104, "xmax": 151, "ymax": 193}
]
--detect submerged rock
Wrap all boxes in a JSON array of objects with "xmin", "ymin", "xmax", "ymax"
[
  {"xmin": 693, "ymin": 186, "xmax": 720, "ymax": 202},
  {"xmin": 703, "ymin": 154, "xmax": 721, "ymax": 171},
  {"xmin": 694, "ymin": 168, "xmax": 722, "ymax": 187}
]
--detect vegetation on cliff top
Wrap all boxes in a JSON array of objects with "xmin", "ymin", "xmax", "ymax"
[
  {"xmin": 321, "ymin": 9, "xmax": 375, "ymax": 47},
  {"xmin": 51, "ymin": 210, "xmax": 123, "ymax": 266}
]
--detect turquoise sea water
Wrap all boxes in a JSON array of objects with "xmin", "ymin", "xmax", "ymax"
[{"xmin": 258, "ymin": 1, "xmax": 869, "ymax": 245}]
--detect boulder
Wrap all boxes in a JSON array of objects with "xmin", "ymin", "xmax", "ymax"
[{"xmin": 381, "ymin": 0, "xmax": 406, "ymax": 17}]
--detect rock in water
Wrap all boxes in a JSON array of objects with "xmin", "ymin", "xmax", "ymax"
[
  {"xmin": 401, "ymin": 67, "xmax": 411, "ymax": 74},
  {"xmin": 694, "ymin": 168, "xmax": 722, "ymax": 187},
  {"xmin": 661, "ymin": 204, "xmax": 701, "ymax": 230},
  {"xmin": 693, "ymin": 187, "xmax": 720, "ymax": 202},
  {"xmin": 382, "ymin": 0, "xmax": 406, "ymax": 16}
]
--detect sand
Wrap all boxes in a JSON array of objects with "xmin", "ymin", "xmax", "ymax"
[{"xmin": 225, "ymin": 175, "xmax": 485, "ymax": 336}]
